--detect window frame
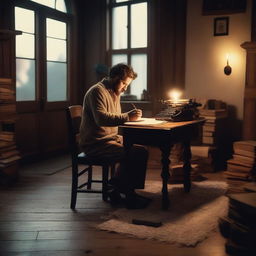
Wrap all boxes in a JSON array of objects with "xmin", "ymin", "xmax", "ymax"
[
  {"xmin": 14, "ymin": 0, "xmax": 72, "ymax": 113},
  {"xmin": 107, "ymin": 0, "xmax": 149, "ymax": 101}
]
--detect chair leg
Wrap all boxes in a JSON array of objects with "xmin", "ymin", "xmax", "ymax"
[
  {"xmin": 102, "ymin": 165, "xmax": 109, "ymax": 201},
  {"xmin": 87, "ymin": 165, "xmax": 93, "ymax": 189},
  {"xmin": 70, "ymin": 165, "xmax": 78, "ymax": 209}
]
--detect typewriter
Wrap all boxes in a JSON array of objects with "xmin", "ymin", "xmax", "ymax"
[{"xmin": 155, "ymin": 99, "xmax": 201, "ymax": 122}]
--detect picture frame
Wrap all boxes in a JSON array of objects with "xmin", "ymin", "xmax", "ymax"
[{"xmin": 214, "ymin": 17, "xmax": 229, "ymax": 36}]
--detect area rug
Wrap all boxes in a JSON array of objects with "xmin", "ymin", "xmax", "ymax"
[{"xmin": 97, "ymin": 180, "xmax": 228, "ymax": 246}]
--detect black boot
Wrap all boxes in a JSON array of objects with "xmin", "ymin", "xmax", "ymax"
[
  {"xmin": 107, "ymin": 188, "xmax": 124, "ymax": 206},
  {"xmin": 125, "ymin": 191, "xmax": 151, "ymax": 209}
]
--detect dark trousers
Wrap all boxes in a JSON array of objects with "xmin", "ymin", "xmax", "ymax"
[
  {"xmin": 116, "ymin": 144, "xmax": 148, "ymax": 191},
  {"xmin": 84, "ymin": 139, "xmax": 148, "ymax": 191}
]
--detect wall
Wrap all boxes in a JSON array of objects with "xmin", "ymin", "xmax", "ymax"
[
  {"xmin": 76, "ymin": 0, "xmax": 107, "ymax": 104},
  {"xmin": 185, "ymin": 0, "xmax": 252, "ymax": 123}
]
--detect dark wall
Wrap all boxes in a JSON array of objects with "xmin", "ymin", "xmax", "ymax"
[
  {"xmin": 75, "ymin": 0, "xmax": 107, "ymax": 104},
  {"xmin": 252, "ymin": 0, "xmax": 256, "ymax": 41},
  {"xmin": 149, "ymin": 0, "xmax": 187, "ymax": 104}
]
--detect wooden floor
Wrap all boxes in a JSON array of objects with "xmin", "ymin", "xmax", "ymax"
[{"xmin": 0, "ymin": 154, "xmax": 237, "ymax": 256}]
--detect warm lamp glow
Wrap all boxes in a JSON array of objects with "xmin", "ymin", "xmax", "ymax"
[
  {"xmin": 169, "ymin": 89, "xmax": 182, "ymax": 102},
  {"xmin": 224, "ymin": 53, "xmax": 232, "ymax": 75},
  {"xmin": 226, "ymin": 53, "xmax": 229, "ymax": 63}
]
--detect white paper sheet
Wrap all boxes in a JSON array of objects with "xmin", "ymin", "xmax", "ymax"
[{"xmin": 124, "ymin": 117, "xmax": 167, "ymax": 126}]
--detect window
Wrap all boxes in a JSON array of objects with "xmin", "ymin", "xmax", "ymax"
[
  {"xmin": 109, "ymin": 0, "xmax": 148, "ymax": 101},
  {"xmin": 15, "ymin": 0, "xmax": 69, "ymax": 106},
  {"xmin": 15, "ymin": 7, "xmax": 36, "ymax": 101},
  {"xmin": 46, "ymin": 18, "xmax": 67, "ymax": 102},
  {"xmin": 30, "ymin": 0, "xmax": 67, "ymax": 13}
]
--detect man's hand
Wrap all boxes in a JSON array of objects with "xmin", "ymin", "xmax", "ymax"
[{"xmin": 128, "ymin": 109, "xmax": 142, "ymax": 121}]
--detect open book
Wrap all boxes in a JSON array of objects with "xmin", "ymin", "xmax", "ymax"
[{"xmin": 124, "ymin": 117, "xmax": 167, "ymax": 126}]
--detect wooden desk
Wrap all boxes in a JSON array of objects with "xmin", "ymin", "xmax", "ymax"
[{"xmin": 120, "ymin": 119, "xmax": 205, "ymax": 210}]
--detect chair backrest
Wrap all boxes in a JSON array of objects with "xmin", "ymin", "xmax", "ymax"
[{"xmin": 66, "ymin": 105, "xmax": 83, "ymax": 156}]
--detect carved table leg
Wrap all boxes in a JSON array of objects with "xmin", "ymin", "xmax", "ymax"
[
  {"xmin": 182, "ymin": 139, "xmax": 192, "ymax": 193},
  {"xmin": 159, "ymin": 144, "xmax": 172, "ymax": 210}
]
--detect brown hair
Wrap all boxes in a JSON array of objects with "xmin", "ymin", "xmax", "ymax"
[{"xmin": 109, "ymin": 63, "xmax": 137, "ymax": 82}]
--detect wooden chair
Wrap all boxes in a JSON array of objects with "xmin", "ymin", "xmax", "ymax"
[{"xmin": 66, "ymin": 105, "xmax": 117, "ymax": 209}]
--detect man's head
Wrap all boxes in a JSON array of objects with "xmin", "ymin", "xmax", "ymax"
[{"xmin": 109, "ymin": 63, "xmax": 137, "ymax": 95}]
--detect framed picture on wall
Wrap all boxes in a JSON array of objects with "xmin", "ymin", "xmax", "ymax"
[{"xmin": 214, "ymin": 17, "xmax": 229, "ymax": 36}]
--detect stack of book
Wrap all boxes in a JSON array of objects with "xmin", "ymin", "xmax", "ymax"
[
  {"xmin": 168, "ymin": 163, "xmax": 205, "ymax": 183},
  {"xmin": 224, "ymin": 140, "xmax": 256, "ymax": 181},
  {"xmin": 0, "ymin": 131, "xmax": 20, "ymax": 183},
  {"xmin": 0, "ymin": 82, "xmax": 16, "ymax": 120},
  {"xmin": 169, "ymin": 144, "xmax": 205, "ymax": 182},
  {"xmin": 147, "ymin": 144, "xmax": 183, "ymax": 169},
  {"xmin": 199, "ymin": 108, "xmax": 228, "ymax": 145},
  {"xmin": 219, "ymin": 193, "xmax": 256, "ymax": 255},
  {"xmin": 191, "ymin": 145, "xmax": 215, "ymax": 172},
  {"xmin": 169, "ymin": 143, "xmax": 183, "ymax": 165},
  {"xmin": 0, "ymin": 78, "xmax": 20, "ymax": 185}
]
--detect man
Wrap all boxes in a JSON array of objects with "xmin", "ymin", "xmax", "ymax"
[{"xmin": 79, "ymin": 63, "xmax": 150, "ymax": 209}]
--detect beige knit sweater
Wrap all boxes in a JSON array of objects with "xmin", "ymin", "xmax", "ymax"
[{"xmin": 79, "ymin": 80, "xmax": 129, "ymax": 154}]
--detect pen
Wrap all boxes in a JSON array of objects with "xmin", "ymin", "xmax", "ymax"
[{"xmin": 131, "ymin": 103, "xmax": 137, "ymax": 110}]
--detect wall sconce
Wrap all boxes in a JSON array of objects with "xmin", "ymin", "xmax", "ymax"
[{"xmin": 224, "ymin": 53, "xmax": 232, "ymax": 75}]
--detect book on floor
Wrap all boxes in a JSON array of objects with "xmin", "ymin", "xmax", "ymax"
[
  {"xmin": 228, "ymin": 193, "xmax": 256, "ymax": 216},
  {"xmin": 233, "ymin": 154, "xmax": 255, "ymax": 165},
  {"xmin": 233, "ymin": 148, "xmax": 256, "ymax": 158},
  {"xmin": 199, "ymin": 109, "xmax": 228, "ymax": 118},
  {"xmin": 0, "ymin": 149, "xmax": 19, "ymax": 159},
  {"xmin": 227, "ymin": 163, "xmax": 252, "ymax": 173},
  {"xmin": 233, "ymin": 140, "xmax": 256, "ymax": 152},
  {"xmin": 0, "ymin": 154, "xmax": 21, "ymax": 164},
  {"xmin": 203, "ymin": 125, "xmax": 216, "ymax": 132},
  {"xmin": 0, "ymin": 140, "xmax": 15, "ymax": 149},
  {"xmin": 0, "ymin": 131, "xmax": 15, "ymax": 141},
  {"xmin": 202, "ymin": 136, "xmax": 215, "ymax": 144},
  {"xmin": 202, "ymin": 131, "xmax": 215, "ymax": 137},
  {"xmin": 0, "ymin": 104, "xmax": 16, "ymax": 113},
  {"xmin": 224, "ymin": 171, "xmax": 251, "ymax": 180},
  {"xmin": 227, "ymin": 158, "xmax": 254, "ymax": 168}
]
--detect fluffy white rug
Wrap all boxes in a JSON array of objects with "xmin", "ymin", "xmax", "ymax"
[{"xmin": 97, "ymin": 180, "xmax": 228, "ymax": 246}]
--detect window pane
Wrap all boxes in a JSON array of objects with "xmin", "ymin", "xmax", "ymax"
[
  {"xmin": 30, "ymin": 0, "xmax": 67, "ymax": 12},
  {"xmin": 16, "ymin": 59, "xmax": 35, "ymax": 101},
  {"xmin": 30, "ymin": 0, "xmax": 55, "ymax": 8},
  {"xmin": 56, "ymin": 0, "xmax": 67, "ymax": 12},
  {"xmin": 112, "ymin": 6, "xmax": 127, "ymax": 49},
  {"xmin": 112, "ymin": 54, "xmax": 128, "ymax": 66},
  {"xmin": 131, "ymin": 54, "xmax": 147, "ymax": 100},
  {"xmin": 16, "ymin": 33, "xmax": 35, "ymax": 59},
  {"xmin": 15, "ymin": 7, "xmax": 34, "ymax": 33},
  {"xmin": 131, "ymin": 3, "xmax": 147, "ymax": 48},
  {"xmin": 47, "ymin": 62, "xmax": 67, "ymax": 102},
  {"xmin": 47, "ymin": 18, "xmax": 66, "ymax": 39},
  {"xmin": 47, "ymin": 38, "xmax": 66, "ymax": 61}
]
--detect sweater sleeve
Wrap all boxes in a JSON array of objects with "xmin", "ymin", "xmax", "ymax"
[{"xmin": 88, "ymin": 86, "xmax": 129, "ymax": 126}]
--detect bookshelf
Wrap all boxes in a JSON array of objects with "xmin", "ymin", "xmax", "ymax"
[{"xmin": 0, "ymin": 29, "xmax": 21, "ymax": 186}]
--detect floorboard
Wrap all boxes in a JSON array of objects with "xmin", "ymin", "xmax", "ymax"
[{"xmin": 0, "ymin": 153, "xmax": 238, "ymax": 256}]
